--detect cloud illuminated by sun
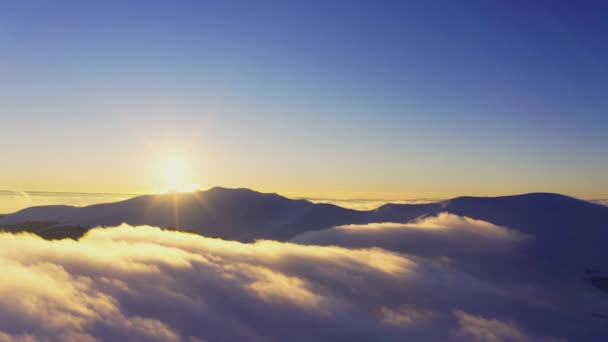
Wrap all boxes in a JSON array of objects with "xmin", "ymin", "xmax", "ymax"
[{"xmin": 159, "ymin": 156, "xmax": 201, "ymax": 193}]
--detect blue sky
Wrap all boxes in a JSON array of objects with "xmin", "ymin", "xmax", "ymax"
[{"xmin": 1, "ymin": 1, "xmax": 607, "ymax": 198}]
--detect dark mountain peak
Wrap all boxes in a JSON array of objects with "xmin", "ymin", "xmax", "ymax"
[
  {"xmin": 13, "ymin": 204, "xmax": 77, "ymax": 214},
  {"xmin": 0, "ymin": 205, "xmax": 79, "ymax": 225},
  {"xmin": 206, "ymin": 186, "xmax": 253, "ymax": 194},
  {"xmin": 440, "ymin": 192, "xmax": 608, "ymax": 242},
  {"xmin": 442, "ymin": 192, "xmax": 603, "ymax": 214},
  {"xmin": 203, "ymin": 186, "xmax": 302, "ymax": 202},
  {"xmin": 447, "ymin": 192, "xmax": 580, "ymax": 203},
  {"xmin": 375, "ymin": 202, "xmax": 441, "ymax": 211}
]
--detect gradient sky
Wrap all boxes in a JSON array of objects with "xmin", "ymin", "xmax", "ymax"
[{"xmin": 1, "ymin": 0, "xmax": 607, "ymax": 199}]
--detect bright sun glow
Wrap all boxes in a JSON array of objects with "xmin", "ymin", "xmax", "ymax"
[{"xmin": 160, "ymin": 157, "xmax": 200, "ymax": 193}]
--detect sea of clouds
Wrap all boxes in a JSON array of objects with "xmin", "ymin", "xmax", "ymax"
[
  {"xmin": 0, "ymin": 214, "xmax": 607, "ymax": 341},
  {"xmin": 301, "ymin": 197, "xmax": 441, "ymax": 210}
]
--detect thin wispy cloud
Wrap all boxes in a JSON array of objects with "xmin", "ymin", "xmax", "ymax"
[{"xmin": 590, "ymin": 199, "xmax": 608, "ymax": 207}]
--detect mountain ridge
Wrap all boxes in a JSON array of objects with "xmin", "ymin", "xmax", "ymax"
[
  {"xmin": 5, "ymin": 188, "xmax": 594, "ymax": 217},
  {"xmin": 1, "ymin": 188, "xmax": 606, "ymax": 244}
]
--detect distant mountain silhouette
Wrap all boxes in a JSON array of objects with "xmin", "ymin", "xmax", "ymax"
[
  {"xmin": 441, "ymin": 193, "xmax": 608, "ymax": 270},
  {"xmin": 1, "ymin": 205, "xmax": 80, "ymax": 224},
  {"xmin": 1, "ymin": 188, "xmax": 607, "ymax": 270},
  {"xmin": 0, "ymin": 187, "xmax": 452, "ymax": 240}
]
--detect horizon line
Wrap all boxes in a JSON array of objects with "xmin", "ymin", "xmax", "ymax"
[
  {"xmin": 0, "ymin": 188, "xmax": 606, "ymax": 202},
  {"xmin": 0, "ymin": 190, "xmax": 145, "ymax": 197}
]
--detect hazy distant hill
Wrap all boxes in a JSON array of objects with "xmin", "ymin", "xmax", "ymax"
[{"xmin": 2, "ymin": 188, "xmax": 607, "ymax": 261}]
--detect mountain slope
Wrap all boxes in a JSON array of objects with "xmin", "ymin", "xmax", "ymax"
[
  {"xmin": 442, "ymin": 193, "xmax": 608, "ymax": 234},
  {"xmin": 1, "ymin": 189, "xmax": 607, "ymax": 255},
  {"xmin": 441, "ymin": 193, "xmax": 608, "ymax": 270},
  {"xmin": 66, "ymin": 188, "xmax": 318, "ymax": 240},
  {"xmin": 0, "ymin": 187, "xmax": 444, "ymax": 241},
  {"xmin": 0, "ymin": 205, "xmax": 79, "ymax": 225}
]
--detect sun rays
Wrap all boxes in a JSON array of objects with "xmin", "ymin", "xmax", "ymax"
[{"xmin": 158, "ymin": 156, "xmax": 201, "ymax": 193}]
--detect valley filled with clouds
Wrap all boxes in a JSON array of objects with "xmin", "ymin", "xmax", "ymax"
[
  {"xmin": 3, "ymin": 1, "xmax": 608, "ymax": 341},
  {"xmin": 0, "ymin": 216, "xmax": 606, "ymax": 341}
]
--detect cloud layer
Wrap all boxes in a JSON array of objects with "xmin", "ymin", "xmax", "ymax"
[
  {"xmin": 302, "ymin": 197, "xmax": 441, "ymax": 210},
  {"xmin": 0, "ymin": 222, "xmax": 606, "ymax": 341},
  {"xmin": 292, "ymin": 213, "xmax": 529, "ymax": 258},
  {"xmin": 591, "ymin": 199, "xmax": 608, "ymax": 207}
]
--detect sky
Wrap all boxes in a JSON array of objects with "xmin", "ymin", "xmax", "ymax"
[{"xmin": 1, "ymin": 0, "xmax": 608, "ymax": 201}]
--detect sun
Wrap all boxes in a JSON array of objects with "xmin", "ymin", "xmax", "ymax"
[{"xmin": 159, "ymin": 157, "xmax": 200, "ymax": 193}]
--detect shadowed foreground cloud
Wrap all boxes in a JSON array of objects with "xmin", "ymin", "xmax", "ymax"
[{"xmin": 0, "ymin": 223, "xmax": 606, "ymax": 341}]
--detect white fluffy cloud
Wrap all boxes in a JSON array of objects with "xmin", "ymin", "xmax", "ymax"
[
  {"xmin": 292, "ymin": 213, "xmax": 529, "ymax": 260},
  {"xmin": 0, "ymin": 223, "xmax": 605, "ymax": 341}
]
